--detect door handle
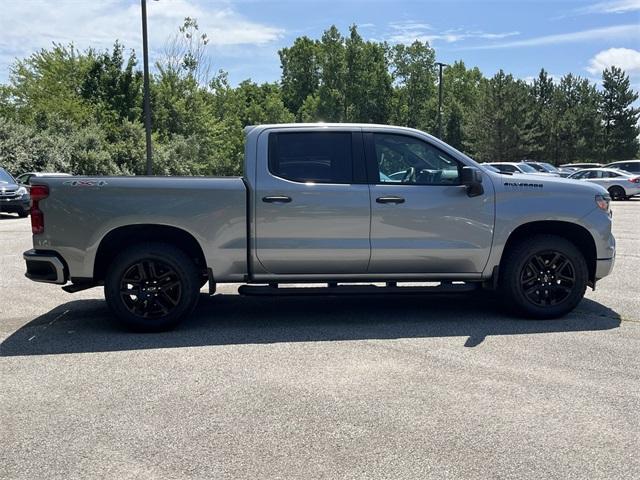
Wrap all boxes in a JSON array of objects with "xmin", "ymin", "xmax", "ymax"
[
  {"xmin": 262, "ymin": 195, "xmax": 292, "ymax": 203},
  {"xmin": 376, "ymin": 196, "xmax": 405, "ymax": 204}
]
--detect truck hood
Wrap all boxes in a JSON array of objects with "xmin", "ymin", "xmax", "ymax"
[{"xmin": 495, "ymin": 172, "xmax": 608, "ymax": 196}]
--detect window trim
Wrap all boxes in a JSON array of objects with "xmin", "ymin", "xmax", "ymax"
[
  {"xmin": 267, "ymin": 131, "xmax": 365, "ymax": 185},
  {"xmin": 363, "ymin": 132, "xmax": 463, "ymax": 186}
]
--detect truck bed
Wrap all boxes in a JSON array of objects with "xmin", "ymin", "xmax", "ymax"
[{"xmin": 32, "ymin": 176, "xmax": 248, "ymax": 282}]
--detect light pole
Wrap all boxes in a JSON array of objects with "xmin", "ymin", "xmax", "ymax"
[
  {"xmin": 435, "ymin": 61, "xmax": 449, "ymax": 139},
  {"xmin": 141, "ymin": 0, "xmax": 154, "ymax": 175}
]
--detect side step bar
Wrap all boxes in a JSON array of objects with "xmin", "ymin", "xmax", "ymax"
[{"xmin": 238, "ymin": 282, "xmax": 479, "ymax": 297}]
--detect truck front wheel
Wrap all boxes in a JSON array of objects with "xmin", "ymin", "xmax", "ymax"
[
  {"xmin": 501, "ymin": 235, "xmax": 588, "ymax": 319},
  {"xmin": 104, "ymin": 243, "xmax": 201, "ymax": 331}
]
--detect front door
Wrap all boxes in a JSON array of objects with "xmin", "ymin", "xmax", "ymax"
[
  {"xmin": 365, "ymin": 132, "xmax": 494, "ymax": 274},
  {"xmin": 254, "ymin": 129, "xmax": 371, "ymax": 275}
]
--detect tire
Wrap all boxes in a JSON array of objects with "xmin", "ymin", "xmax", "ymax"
[
  {"xmin": 500, "ymin": 234, "xmax": 588, "ymax": 319},
  {"xmin": 104, "ymin": 242, "xmax": 201, "ymax": 332},
  {"xmin": 608, "ymin": 186, "xmax": 626, "ymax": 201},
  {"xmin": 18, "ymin": 209, "xmax": 29, "ymax": 218}
]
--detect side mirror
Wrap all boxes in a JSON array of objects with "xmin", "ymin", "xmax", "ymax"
[{"xmin": 461, "ymin": 166, "xmax": 484, "ymax": 197}]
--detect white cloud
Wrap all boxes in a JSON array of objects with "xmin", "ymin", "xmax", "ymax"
[
  {"xmin": 467, "ymin": 24, "xmax": 639, "ymax": 49},
  {"xmin": 387, "ymin": 21, "xmax": 519, "ymax": 45},
  {"xmin": 586, "ymin": 47, "xmax": 640, "ymax": 74},
  {"xmin": 576, "ymin": 0, "xmax": 640, "ymax": 14},
  {"xmin": 0, "ymin": 0, "xmax": 283, "ymax": 79}
]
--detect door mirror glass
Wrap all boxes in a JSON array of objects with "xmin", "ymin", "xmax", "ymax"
[{"xmin": 461, "ymin": 166, "xmax": 484, "ymax": 197}]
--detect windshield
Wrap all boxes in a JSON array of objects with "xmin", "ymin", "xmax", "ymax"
[
  {"xmin": 527, "ymin": 163, "xmax": 546, "ymax": 172},
  {"xmin": 0, "ymin": 168, "xmax": 15, "ymax": 184},
  {"xmin": 517, "ymin": 163, "xmax": 537, "ymax": 173},
  {"xmin": 540, "ymin": 162, "xmax": 559, "ymax": 172}
]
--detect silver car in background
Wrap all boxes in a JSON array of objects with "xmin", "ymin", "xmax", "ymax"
[
  {"xmin": 568, "ymin": 168, "xmax": 640, "ymax": 200},
  {"xmin": 560, "ymin": 162, "xmax": 602, "ymax": 170},
  {"xmin": 486, "ymin": 162, "xmax": 558, "ymax": 176},
  {"xmin": 524, "ymin": 161, "xmax": 571, "ymax": 177}
]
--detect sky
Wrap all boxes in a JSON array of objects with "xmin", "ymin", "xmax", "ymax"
[{"xmin": 0, "ymin": 0, "xmax": 638, "ymax": 88}]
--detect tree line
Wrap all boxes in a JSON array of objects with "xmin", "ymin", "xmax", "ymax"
[{"xmin": 0, "ymin": 20, "xmax": 638, "ymax": 177}]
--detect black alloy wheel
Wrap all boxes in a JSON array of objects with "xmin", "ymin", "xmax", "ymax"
[
  {"xmin": 120, "ymin": 259, "xmax": 182, "ymax": 319},
  {"xmin": 105, "ymin": 242, "xmax": 200, "ymax": 331},
  {"xmin": 520, "ymin": 251, "xmax": 575, "ymax": 307},
  {"xmin": 501, "ymin": 234, "xmax": 588, "ymax": 319}
]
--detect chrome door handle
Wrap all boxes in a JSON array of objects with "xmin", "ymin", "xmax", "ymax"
[
  {"xmin": 376, "ymin": 196, "xmax": 405, "ymax": 204},
  {"xmin": 262, "ymin": 195, "xmax": 292, "ymax": 203}
]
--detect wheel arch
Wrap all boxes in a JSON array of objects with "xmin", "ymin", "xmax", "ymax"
[
  {"xmin": 93, "ymin": 224, "xmax": 207, "ymax": 282},
  {"xmin": 500, "ymin": 221, "xmax": 597, "ymax": 284}
]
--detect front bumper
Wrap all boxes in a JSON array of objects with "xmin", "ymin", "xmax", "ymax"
[
  {"xmin": 0, "ymin": 197, "xmax": 30, "ymax": 213},
  {"xmin": 595, "ymin": 257, "xmax": 615, "ymax": 280},
  {"xmin": 23, "ymin": 249, "xmax": 68, "ymax": 284},
  {"xmin": 595, "ymin": 232, "xmax": 616, "ymax": 281},
  {"xmin": 625, "ymin": 186, "xmax": 640, "ymax": 197}
]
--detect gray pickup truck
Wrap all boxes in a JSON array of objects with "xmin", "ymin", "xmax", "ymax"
[{"xmin": 23, "ymin": 124, "xmax": 616, "ymax": 331}]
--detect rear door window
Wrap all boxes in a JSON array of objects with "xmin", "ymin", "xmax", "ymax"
[{"xmin": 268, "ymin": 132, "xmax": 353, "ymax": 184}]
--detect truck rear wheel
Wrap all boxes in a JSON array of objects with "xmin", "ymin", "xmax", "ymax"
[
  {"xmin": 501, "ymin": 235, "xmax": 588, "ymax": 319},
  {"xmin": 104, "ymin": 243, "xmax": 200, "ymax": 331}
]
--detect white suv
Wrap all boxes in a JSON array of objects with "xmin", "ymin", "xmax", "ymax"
[{"xmin": 604, "ymin": 160, "xmax": 640, "ymax": 174}]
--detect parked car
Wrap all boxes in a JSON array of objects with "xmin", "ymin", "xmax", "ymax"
[
  {"xmin": 557, "ymin": 167, "xmax": 578, "ymax": 177},
  {"xmin": 603, "ymin": 160, "xmax": 640, "ymax": 174},
  {"xmin": 486, "ymin": 162, "xmax": 558, "ymax": 176},
  {"xmin": 0, "ymin": 167, "xmax": 30, "ymax": 217},
  {"xmin": 568, "ymin": 168, "xmax": 640, "ymax": 200},
  {"xmin": 15, "ymin": 172, "xmax": 71, "ymax": 190},
  {"xmin": 23, "ymin": 123, "xmax": 615, "ymax": 331},
  {"xmin": 560, "ymin": 162, "xmax": 602, "ymax": 169},
  {"xmin": 523, "ymin": 161, "xmax": 566, "ymax": 177}
]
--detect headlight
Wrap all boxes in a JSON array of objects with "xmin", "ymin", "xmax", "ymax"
[
  {"xmin": 16, "ymin": 186, "xmax": 29, "ymax": 198},
  {"xmin": 595, "ymin": 194, "xmax": 610, "ymax": 212}
]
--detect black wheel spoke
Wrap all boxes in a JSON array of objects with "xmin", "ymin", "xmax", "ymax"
[
  {"xmin": 520, "ymin": 249, "xmax": 576, "ymax": 307},
  {"xmin": 159, "ymin": 290, "xmax": 179, "ymax": 307},
  {"xmin": 160, "ymin": 280, "xmax": 180, "ymax": 292},
  {"xmin": 136, "ymin": 263, "xmax": 147, "ymax": 281},
  {"xmin": 524, "ymin": 285, "xmax": 540, "ymax": 295},
  {"xmin": 152, "ymin": 297, "xmax": 170, "ymax": 315},
  {"xmin": 120, "ymin": 259, "xmax": 182, "ymax": 320}
]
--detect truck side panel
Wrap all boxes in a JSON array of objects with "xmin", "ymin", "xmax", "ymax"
[{"xmin": 33, "ymin": 176, "xmax": 248, "ymax": 282}]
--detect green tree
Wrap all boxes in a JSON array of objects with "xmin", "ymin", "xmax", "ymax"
[
  {"xmin": 80, "ymin": 42, "xmax": 142, "ymax": 123},
  {"xmin": 344, "ymin": 25, "xmax": 392, "ymax": 123},
  {"xmin": 527, "ymin": 69, "xmax": 555, "ymax": 162},
  {"xmin": 390, "ymin": 40, "xmax": 436, "ymax": 130},
  {"xmin": 468, "ymin": 70, "xmax": 532, "ymax": 162},
  {"xmin": 278, "ymin": 37, "xmax": 319, "ymax": 118},
  {"xmin": 442, "ymin": 61, "xmax": 483, "ymax": 151},
  {"xmin": 315, "ymin": 26, "xmax": 346, "ymax": 122},
  {"xmin": 601, "ymin": 66, "xmax": 640, "ymax": 161},
  {"xmin": 8, "ymin": 43, "xmax": 95, "ymax": 127}
]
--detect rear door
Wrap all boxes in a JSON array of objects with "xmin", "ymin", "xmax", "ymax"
[
  {"xmin": 365, "ymin": 131, "xmax": 494, "ymax": 274},
  {"xmin": 254, "ymin": 128, "xmax": 371, "ymax": 275}
]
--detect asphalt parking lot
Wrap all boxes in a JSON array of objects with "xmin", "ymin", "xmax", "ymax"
[{"xmin": 1, "ymin": 201, "xmax": 639, "ymax": 480}]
